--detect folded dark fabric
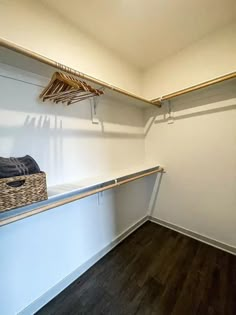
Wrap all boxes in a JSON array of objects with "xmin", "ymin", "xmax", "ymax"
[{"xmin": 0, "ymin": 155, "xmax": 41, "ymax": 179}]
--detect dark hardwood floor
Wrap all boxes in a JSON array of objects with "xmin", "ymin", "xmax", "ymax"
[{"xmin": 36, "ymin": 221, "xmax": 236, "ymax": 315}]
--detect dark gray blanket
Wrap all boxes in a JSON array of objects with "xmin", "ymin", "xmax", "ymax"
[{"xmin": 0, "ymin": 155, "xmax": 41, "ymax": 179}]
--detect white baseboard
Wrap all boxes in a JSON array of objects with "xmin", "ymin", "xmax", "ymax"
[
  {"xmin": 149, "ymin": 216, "xmax": 236, "ymax": 256},
  {"xmin": 18, "ymin": 215, "xmax": 149, "ymax": 315}
]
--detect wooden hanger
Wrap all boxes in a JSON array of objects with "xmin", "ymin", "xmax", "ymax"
[{"xmin": 40, "ymin": 72, "xmax": 104, "ymax": 105}]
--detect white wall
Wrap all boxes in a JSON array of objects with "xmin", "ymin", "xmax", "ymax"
[
  {"xmin": 0, "ymin": 3, "xmax": 149, "ymax": 312},
  {"xmin": 0, "ymin": 62, "xmax": 151, "ymax": 315},
  {"xmin": 144, "ymin": 80, "xmax": 236, "ymax": 248},
  {"xmin": 0, "ymin": 0, "xmax": 141, "ymax": 95},
  {"xmin": 142, "ymin": 22, "xmax": 236, "ymax": 99},
  {"xmin": 0, "ymin": 63, "xmax": 145, "ymax": 186},
  {"xmin": 0, "ymin": 182, "xmax": 152, "ymax": 315},
  {"xmin": 142, "ymin": 21, "xmax": 236, "ymax": 248}
]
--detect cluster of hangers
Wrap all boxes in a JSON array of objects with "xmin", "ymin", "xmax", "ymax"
[{"xmin": 40, "ymin": 72, "xmax": 104, "ymax": 105}]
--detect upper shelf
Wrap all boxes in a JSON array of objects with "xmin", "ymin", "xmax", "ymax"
[
  {"xmin": 0, "ymin": 38, "xmax": 161, "ymax": 109},
  {"xmin": 152, "ymin": 71, "xmax": 236, "ymax": 104},
  {"xmin": 1, "ymin": 38, "xmax": 235, "ymax": 109}
]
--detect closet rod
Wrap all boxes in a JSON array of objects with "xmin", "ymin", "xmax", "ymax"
[
  {"xmin": 0, "ymin": 38, "xmax": 161, "ymax": 107},
  {"xmin": 0, "ymin": 167, "xmax": 164, "ymax": 227},
  {"xmin": 152, "ymin": 71, "xmax": 236, "ymax": 104}
]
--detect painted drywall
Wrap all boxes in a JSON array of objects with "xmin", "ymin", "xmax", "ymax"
[
  {"xmin": 0, "ymin": 63, "xmax": 152, "ymax": 315},
  {"xmin": 0, "ymin": 186, "xmax": 151, "ymax": 315},
  {"xmin": 0, "ymin": 0, "xmax": 141, "ymax": 95},
  {"xmin": 143, "ymin": 21, "xmax": 236, "ymax": 247},
  {"xmin": 142, "ymin": 22, "xmax": 236, "ymax": 99},
  {"xmin": 0, "ymin": 63, "xmax": 145, "ymax": 186},
  {"xmin": 145, "ymin": 82, "xmax": 236, "ymax": 247}
]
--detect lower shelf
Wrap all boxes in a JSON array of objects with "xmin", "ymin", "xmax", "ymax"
[{"xmin": 0, "ymin": 165, "xmax": 163, "ymax": 227}]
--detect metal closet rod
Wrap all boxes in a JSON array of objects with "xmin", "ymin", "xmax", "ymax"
[
  {"xmin": 0, "ymin": 38, "xmax": 161, "ymax": 107},
  {"xmin": 0, "ymin": 167, "xmax": 164, "ymax": 227},
  {"xmin": 152, "ymin": 71, "xmax": 236, "ymax": 104}
]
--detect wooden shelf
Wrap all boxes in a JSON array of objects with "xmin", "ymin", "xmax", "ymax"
[
  {"xmin": 152, "ymin": 72, "xmax": 236, "ymax": 104},
  {"xmin": 0, "ymin": 38, "xmax": 161, "ymax": 108},
  {"xmin": 1, "ymin": 38, "xmax": 235, "ymax": 108},
  {"xmin": 0, "ymin": 165, "xmax": 164, "ymax": 227}
]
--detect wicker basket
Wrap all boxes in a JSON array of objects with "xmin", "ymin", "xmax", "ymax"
[{"xmin": 0, "ymin": 172, "xmax": 48, "ymax": 213}]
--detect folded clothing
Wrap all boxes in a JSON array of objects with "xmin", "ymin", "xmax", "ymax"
[{"xmin": 0, "ymin": 155, "xmax": 41, "ymax": 179}]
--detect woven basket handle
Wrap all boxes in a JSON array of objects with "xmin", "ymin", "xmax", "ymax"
[
  {"xmin": 1, "ymin": 176, "xmax": 27, "ymax": 190},
  {"xmin": 6, "ymin": 180, "xmax": 26, "ymax": 188}
]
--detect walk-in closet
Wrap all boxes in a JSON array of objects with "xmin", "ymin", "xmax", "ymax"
[{"xmin": 0, "ymin": 1, "xmax": 236, "ymax": 314}]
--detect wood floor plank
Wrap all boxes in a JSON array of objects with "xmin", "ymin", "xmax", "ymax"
[{"xmin": 36, "ymin": 222, "xmax": 236, "ymax": 315}]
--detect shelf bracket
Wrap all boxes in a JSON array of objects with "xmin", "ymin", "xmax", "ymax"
[
  {"xmin": 167, "ymin": 100, "xmax": 174, "ymax": 124},
  {"xmin": 90, "ymin": 97, "xmax": 99, "ymax": 124},
  {"xmin": 97, "ymin": 189, "xmax": 104, "ymax": 205}
]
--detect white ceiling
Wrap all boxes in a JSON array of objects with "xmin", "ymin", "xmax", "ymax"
[{"xmin": 41, "ymin": 0, "xmax": 236, "ymax": 70}]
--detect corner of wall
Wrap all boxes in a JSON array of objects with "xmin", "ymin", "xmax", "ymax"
[{"xmin": 141, "ymin": 21, "xmax": 236, "ymax": 99}]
